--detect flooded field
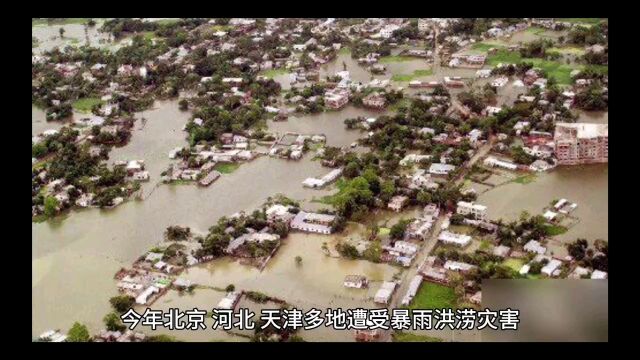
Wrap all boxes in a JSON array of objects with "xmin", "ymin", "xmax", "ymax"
[
  {"xmin": 32, "ymin": 20, "xmax": 112, "ymax": 53},
  {"xmin": 32, "ymin": 98, "xmax": 359, "ymax": 337},
  {"xmin": 478, "ymin": 164, "xmax": 608, "ymax": 244},
  {"xmin": 179, "ymin": 231, "xmax": 400, "ymax": 341},
  {"xmin": 268, "ymin": 105, "xmax": 384, "ymax": 147}
]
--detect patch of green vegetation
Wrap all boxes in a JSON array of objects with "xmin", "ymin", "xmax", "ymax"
[
  {"xmin": 408, "ymin": 283, "xmax": 457, "ymax": 310},
  {"xmin": 479, "ymin": 239, "xmax": 492, "ymax": 251},
  {"xmin": 214, "ymin": 163, "xmax": 240, "ymax": 174},
  {"xmin": 547, "ymin": 46, "xmax": 585, "ymax": 55},
  {"xmin": 72, "ymin": 97, "xmax": 104, "ymax": 113},
  {"xmin": 586, "ymin": 64, "xmax": 608, "ymax": 76},
  {"xmin": 543, "ymin": 224, "xmax": 568, "ymax": 236},
  {"xmin": 32, "ymin": 37, "xmax": 39, "ymax": 48},
  {"xmin": 487, "ymin": 50, "xmax": 582, "ymax": 84},
  {"xmin": 68, "ymin": 37, "xmax": 81, "ymax": 45},
  {"xmin": 32, "ymin": 214, "xmax": 48, "ymax": 223},
  {"xmin": 391, "ymin": 68, "xmax": 433, "ymax": 82},
  {"xmin": 526, "ymin": 27, "xmax": 548, "ymax": 36},
  {"xmin": 155, "ymin": 19, "xmax": 180, "ymax": 26},
  {"xmin": 378, "ymin": 227, "xmax": 391, "ymax": 236},
  {"xmin": 32, "ymin": 18, "xmax": 93, "ymax": 27},
  {"xmin": 559, "ymin": 18, "xmax": 606, "ymax": 25},
  {"xmin": 503, "ymin": 258, "xmax": 525, "ymax": 272},
  {"xmin": 209, "ymin": 24, "xmax": 232, "ymax": 32},
  {"xmin": 379, "ymin": 55, "xmax": 416, "ymax": 63},
  {"xmin": 339, "ymin": 47, "xmax": 351, "ymax": 55},
  {"xmin": 486, "ymin": 50, "xmax": 523, "ymax": 65},
  {"xmin": 259, "ymin": 68, "xmax": 289, "ymax": 79},
  {"xmin": 513, "ymin": 173, "xmax": 536, "ymax": 184},
  {"xmin": 389, "ymin": 98, "xmax": 411, "ymax": 112},
  {"xmin": 170, "ymin": 180, "xmax": 193, "ymax": 185},
  {"xmin": 141, "ymin": 31, "xmax": 157, "ymax": 41},
  {"xmin": 392, "ymin": 332, "xmax": 443, "ymax": 342}
]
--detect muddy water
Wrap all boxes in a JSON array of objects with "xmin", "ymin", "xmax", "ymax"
[
  {"xmin": 477, "ymin": 164, "xmax": 608, "ymax": 244},
  {"xmin": 179, "ymin": 231, "xmax": 400, "ymax": 341},
  {"xmin": 142, "ymin": 289, "xmax": 248, "ymax": 342},
  {"xmin": 108, "ymin": 101, "xmax": 190, "ymax": 193},
  {"xmin": 577, "ymin": 110, "xmax": 608, "ymax": 124},
  {"xmin": 32, "ymin": 21, "xmax": 111, "ymax": 53},
  {"xmin": 32, "ymin": 106, "xmax": 65, "ymax": 136},
  {"xmin": 32, "ymin": 98, "xmax": 361, "ymax": 337},
  {"xmin": 320, "ymin": 52, "xmax": 381, "ymax": 84},
  {"xmin": 268, "ymin": 105, "xmax": 385, "ymax": 147}
]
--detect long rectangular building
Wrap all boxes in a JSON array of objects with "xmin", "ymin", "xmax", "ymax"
[{"xmin": 554, "ymin": 123, "xmax": 608, "ymax": 165}]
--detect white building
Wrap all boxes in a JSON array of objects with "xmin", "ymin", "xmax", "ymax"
[
  {"xmin": 456, "ymin": 201, "xmax": 487, "ymax": 220},
  {"xmin": 429, "ymin": 163, "xmax": 456, "ymax": 175},
  {"xmin": 524, "ymin": 240, "xmax": 547, "ymax": 255},
  {"xmin": 438, "ymin": 231, "xmax": 472, "ymax": 247},
  {"xmin": 374, "ymin": 281, "xmax": 397, "ymax": 304}
]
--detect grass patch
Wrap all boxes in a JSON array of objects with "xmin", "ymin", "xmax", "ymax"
[
  {"xmin": 72, "ymin": 97, "xmax": 104, "ymax": 113},
  {"xmin": 392, "ymin": 332, "xmax": 443, "ymax": 342},
  {"xmin": 214, "ymin": 163, "xmax": 240, "ymax": 174},
  {"xmin": 379, "ymin": 55, "xmax": 416, "ymax": 63},
  {"xmin": 32, "ymin": 214, "xmax": 49, "ymax": 223},
  {"xmin": 479, "ymin": 239, "xmax": 492, "ymax": 251},
  {"xmin": 389, "ymin": 98, "xmax": 411, "ymax": 112},
  {"xmin": 339, "ymin": 47, "xmax": 351, "ymax": 55},
  {"xmin": 408, "ymin": 283, "xmax": 457, "ymax": 310},
  {"xmin": 543, "ymin": 224, "xmax": 568, "ymax": 236},
  {"xmin": 378, "ymin": 227, "xmax": 391, "ymax": 236},
  {"xmin": 391, "ymin": 68, "xmax": 433, "ymax": 82},
  {"xmin": 503, "ymin": 258, "xmax": 525, "ymax": 272},
  {"xmin": 486, "ymin": 50, "xmax": 523, "ymax": 65},
  {"xmin": 559, "ymin": 18, "xmax": 606, "ymax": 25},
  {"xmin": 32, "ymin": 18, "xmax": 94, "ymax": 27},
  {"xmin": 547, "ymin": 46, "xmax": 585, "ymax": 55},
  {"xmin": 154, "ymin": 19, "xmax": 180, "ymax": 26},
  {"xmin": 513, "ymin": 173, "xmax": 536, "ymax": 184},
  {"xmin": 170, "ymin": 180, "xmax": 193, "ymax": 185},
  {"xmin": 487, "ymin": 50, "xmax": 582, "ymax": 84},
  {"xmin": 259, "ymin": 68, "xmax": 289, "ymax": 79}
]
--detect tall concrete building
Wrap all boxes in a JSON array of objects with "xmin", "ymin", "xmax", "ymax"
[{"xmin": 554, "ymin": 123, "xmax": 608, "ymax": 165}]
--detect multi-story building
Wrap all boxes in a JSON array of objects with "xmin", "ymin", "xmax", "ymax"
[
  {"xmin": 456, "ymin": 201, "xmax": 487, "ymax": 221},
  {"xmin": 554, "ymin": 123, "xmax": 608, "ymax": 165}
]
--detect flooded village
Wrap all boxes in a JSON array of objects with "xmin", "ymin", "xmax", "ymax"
[{"xmin": 33, "ymin": 17, "xmax": 608, "ymax": 342}]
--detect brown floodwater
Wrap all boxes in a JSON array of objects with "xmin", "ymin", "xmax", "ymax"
[
  {"xmin": 32, "ymin": 99, "xmax": 363, "ymax": 337},
  {"xmin": 268, "ymin": 105, "xmax": 385, "ymax": 147},
  {"xmin": 477, "ymin": 164, "xmax": 608, "ymax": 245},
  {"xmin": 32, "ymin": 20, "xmax": 112, "ymax": 53},
  {"xmin": 32, "ymin": 40, "xmax": 609, "ymax": 341}
]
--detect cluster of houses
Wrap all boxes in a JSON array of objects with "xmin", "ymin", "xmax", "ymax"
[
  {"xmin": 269, "ymin": 132, "xmax": 325, "ymax": 160},
  {"xmin": 264, "ymin": 203, "xmax": 338, "ymax": 235}
]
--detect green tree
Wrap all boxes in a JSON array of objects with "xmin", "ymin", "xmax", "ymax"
[
  {"xmin": 44, "ymin": 196, "xmax": 59, "ymax": 217},
  {"xmin": 67, "ymin": 322, "xmax": 91, "ymax": 342},
  {"xmin": 225, "ymin": 284, "xmax": 235, "ymax": 292},
  {"xmin": 295, "ymin": 255, "xmax": 302, "ymax": 265},
  {"xmin": 103, "ymin": 312, "xmax": 126, "ymax": 332},
  {"xmin": 109, "ymin": 295, "xmax": 135, "ymax": 313},
  {"xmin": 59, "ymin": 27, "xmax": 65, "ymax": 39},
  {"xmin": 390, "ymin": 219, "xmax": 410, "ymax": 240}
]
